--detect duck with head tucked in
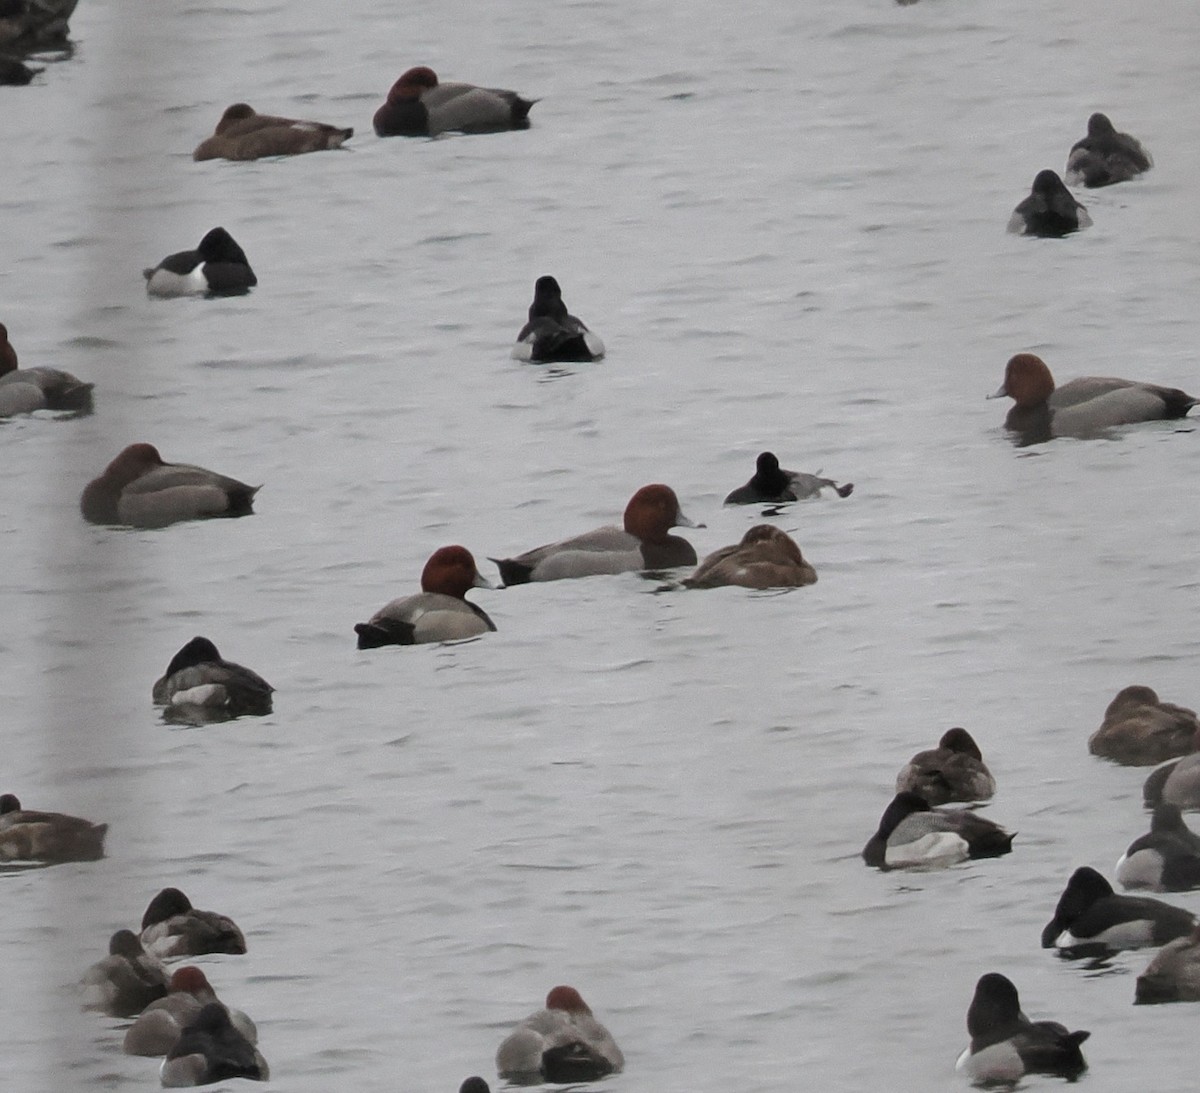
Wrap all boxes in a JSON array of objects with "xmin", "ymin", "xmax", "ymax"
[
  {"xmin": 355, "ymin": 546, "xmax": 496, "ymax": 649},
  {"xmin": 956, "ymin": 973, "xmax": 1088, "ymax": 1083},
  {"xmin": 862, "ymin": 791, "xmax": 1014, "ymax": 870},
  {"xmin": 1136, "ymin": 925, "xmax": 1200, "ymax": 1004},
  {"xmin": 1066, "ymin": 113, "xmax": 1152, "ymax": 188},
  {"xmin": 373, "ymin": 66, "xmax": 535, "ymax": 137},
  {"xmin": 160, "ymin": 1002, "xmax": 269, "ymax": 1087},
  {"xmin": 1116, "ymin": 804, "xmax": 1200, "ymax": 892},
  {"xmin": 0, "ymin": 322, "xmax": 93, "ymax": 416},
  {"xmin": 81, "ymin": 443, "xmax": 259, "ymax": 529},
  {"xmin": 0, "ymin": 793, "xmax": 107, "ymax": 863},
  {"xmin": 492, "ymin": 484, "xmax": 698, "ymax": 585},
  {"xmin": 991, "ymin": 353, "xmax": 1197, "ymax": 445},
  {"xmin": 1007, "ymin": 169, "xmax": 1091, "ymax": 237},
  {"xmin": 723, "ymin": 451, "xmax": 853, "ymax": 504},
  {"xmin": 1089, "ymin": 685, "xmax": 1200, "ymax": 766},
  {"xmin": 125, "ymin": 966, "xmax": 258, "ymax": 1057},
  {"xmin": 1144, "ymin": 747, "xmax": 1200, "ymax": 811},
  {"xmin": 684, "ymin": 524, "xmax": 816, "ymax": 589},
  {"xmin": 140, "ymin": 887, "xmax": 247, "ymax": 959},
  {"xmin": 81, "ymin": 930, "xmax": 169, "ymax": 1017},
  {"xmin": 511, "ymin": 276, "xmax": 605, "ymax": 364},
  {"xmin": 193, "ymin": 103, "xmax": 352, "ymax": 161},
  {"xmin": 153, "ymin": 637, "xmax": 274, "ymax": 721},
  {"xmin": 144, "ymin": 227, "xmax": 257, "ymax": 298},
  {"xmin": 496, "ymin": 986, "xmax": 624, "ymax": 1082},
  {"xmin": 894, "ymin": 728, "xmax": 996, "ymax": 806}
]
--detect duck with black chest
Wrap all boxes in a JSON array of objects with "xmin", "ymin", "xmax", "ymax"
[
  {"xmin": 1144, "ymin": 748, "xmax": 1200, "ymax": 810},
  {"xmin": 511, "ymin": 276, "xmax": 605, "ymax": 364},
  {"xmin": 496, "ymin": 986, "xmax": 624, "ymax": 1082},
  {"xmin": 153, "ymin": 637, "xmax": 274, "ymax": 721},
  {"xmin": 144, "ymin": 228, "xmax": 257, "ymax": 298},
  {"xmin": 124, "ymin": 966, "xmax": 258, "ymax": 1057},
  {"xmin": 1007, "ymin": 169, "xmax": 1091, "ymax": 237},
  {"xmin": 0, "ymin": 792, "xmax": 107, "ymax": 862},
  {"xmin": 894, "ymin": 728, "xmax": 996, "ymax": 806},
  {"xmin": 1116, "ymin": 804, "xmax": 1200, "ymax": 892},
  {"xmin": 0, "ymin": 321, "xmax": 93, "ymax": 416},
  {"xmin": 140, "ymin": 888, "xmax": 247, "ymax": 959},
  {"xmin": 373, "ymin": 66, "xmax": 535, "ymax": 137},
  {"xmin": 862, "ymin": 791, "xmax": 1014, "ymax": 870},
  {"xmin": 723, "ymin": 451, "xmax": 853, "ymax": 504},
  {"xmin": 1066, "ymin": 112, "xmax": 1152, "ymax": 188},
  {"xmin": 160, "ymin": 1002, "xmax": 269, "ymax": 1087}
]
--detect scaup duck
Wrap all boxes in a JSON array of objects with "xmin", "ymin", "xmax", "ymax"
[
  {"xmin": 373, "ymin": 66, "xmax": 535, "ymax": 137},
  {"xmin": 80, "ymin": 443, "xmax": 259, "ymax": 528},
  {"xmin": 991, "ymin": 353, "xmax": 1197, "ymax": 444},
  {"xmin": 496, "ymin": 986, "xmax": 624, "ymax": 1082},
  {"xmin": 459, "ymin": 1080, "xmax": 491, "ymax": 1093},
  {"xmin": 1145, "ymin": 750, "xmax": 1200, "ymax": 810},
  {"xmin": 955, "ymin": 972, "xmax": 1088, "ymax": 1083},
  {"xmin": 1089, "ymin": 685, "xmax": 1200, "ymax": 766},
  {"xmin": 125, "ymin": 966, "xmax": 257, "ymax": 1057},
  {"xmin": 0, "ymin": 792, "xmax": 106, "ymax": 862},
  {"xmin": 894, "ymin": 728, "xmax": 996, "ymax": 806},
  {"xmin": 1041, "ymin": 866, "xmax": 1196, "ymax": 956},
  {"xmin": 143, "ymin": 227, "xmax": 256, "ymax": 298},
  {"xmin": 723, "ymin": 451, "xmax": 853, "ymax": 504},
  {"xmin": 683, "ymin": 524, "xmax": 816, "ymax": 589},
  {"xmin": 355, "ymin": 545, "xmax": 496, "ymax": 648},
  {"xmin": 140, "ymin": 887, "xmax": 247, "ymax": 959},
  {"xmin": 1066, "ymin": 113, "xmax": 1152, "ymax": 188},
  {"xmin": 1007, "ymin": 169, "xmax": 1091, "ymax": 237},
  {"xmin": 193, "ymin": 103, "xmax": 352, "ymax": 161},
  {"xmin": 152, "ymin": 637, "xmax": 274, "ymax": 720},
  {"xmin": 1116, "ymin": 804, "xmax": 1200, "ymax": 892},
  {"xmin": 1135, "ymin": 925, "xmax": 1200, "ymax": 1004},
  {"xmin": 492, "ymin": 484, "xmax": 698, "ymax": 584},
  {"xmin": 511, "ymin": 276, "xmax": 605, "ymax": 363},
  {"xmin": 0, "ymin": 322, "xmax": 93, "ymax": 416},
  {"xmin": 160, "ymin": 1002, "xmax": 268, "ymax": 1086},
  {"xmin": 862, "ymin": 791, "xmax": 1014, "ymax": 870},
  {"xmin": 81, "ymin": 930, "xmax": 169, "ymax": 1017}
]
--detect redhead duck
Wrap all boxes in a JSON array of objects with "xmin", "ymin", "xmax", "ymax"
[
  {"xmin": 1041, "ymin": 866, "xmax": 1196, "ymax": 956},
  {"xmin": 723, "ymin": 452, "xmax": 853, "ymax": 504},
  {"xmin": 1089, "ymin": 685, "xmax": 1200, "ymax": 766},
  {"xmin": 862, "ymin": 792, "xmax": 1014, "ymax": 870},
  {"xmin": 373, "ymin": 66, "xmax": 535, "ymax": 137},
  {"xmin": 80, "ymin": 443, "xmax": 259, "ymax": 528},
  {"xmin": 1066, "ymin": 113, "xmax": 1152, "ymax": 188},
  {"xmin": 1135, "ymin": 925, "xmax": 1200, "ymax": 1004},
  {"xmin": 1007, "ymin": 169, "xmax": 1091, "ymax": 237},
  {"xmin": 355, "ymin": 545, "xmax": 496, "ymax": 649},
  {"xmin": 683, "ymin": 524, "xmax": 816, "ymax": 589},
  {"xmin": 1144, "ymin": 750, "xmax": 1200, "ymax": 810},
  {"xmin": 1116, "ymin": 804, "xmax": 1200, "ymax": 892},
  {"xmin": 81, "ymin": 930, "xmax": 169, "ymax": 1017},
  {"xmin": 140, "ymin": 887, "xmax": 247, "ymax": 959},
  {"xmin": 160, "ymin": 1002, "xmax": 268, "ymax": 1087},
  {"xmin": 894, "ymin": 728, "xmax": 996, "ymax": 806},
  {"xmin": 955, "ymin": 973, "xmax": 1088, "ymax": 1083},
  {"xmin": 496, "ymin": 985, "xmax": 624, "ymax": 1081},
  {"xmin": 0, "ymin": 322, "xmax": 93, "ymax": 415},
  {"xmin": 193, "ymin": 103, "xmax": 351, "ymax": 161},
  {"xmin": 125, "ymin": 967, "xmax": 257, "ymax": 1057},
  {"xmin": 991, "ymin": 352, "xmax": 1197, "ymax": 444},
  {"xmin": 0, "ymin": 792, "xmax": 106, "ymax": 862},
  {"xmin": 153, "ymin": 637, "xmax": 274, "ymax": 720},
  {"xmin": 493, "ymin": 484, "xmax": 698, "ymax": 585},
  {"xmin": 511, "ymin": 276, "xmax": 605, "ymax": 364},
  {"xmin": 144, "ymin": 227, "xmax": 256, "ymax": 297}
]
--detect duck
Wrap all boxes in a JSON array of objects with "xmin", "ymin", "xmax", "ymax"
[
  {"xmin": 1007, "ymin": 169, "xmax": 1091, "ymax": 237},
  {"xmin": 373, "ymin": 66, "xmax": 535, "ymax": 137},
  {"xmin": 0, "ymin": 793, "xmax": 106, "ymax": 862},
  {"xmin": 160, "ymin": 1002, "xmax": 269, "ymax": 1087},
  {"xmin": 990, "ymin": 352, "xmax": 1197, "ymax": 444},
  {"xmin": 1135, "ymin": 925, "xmax": 1200, "ymax": 1004},
  {"xmin": 1144, "ymin": 751, "xmax": 1200, "ymax": 810},
  {"xmin": 1089, "ymin": 685, "xmax": 1200, "ymax": 766},
  {"xmin": 496, "ymin": 985, "xmax": 624, "ymax": 1082},
  {"xmin": 81, "ymin": 930, "xmax": 169, "ymax": 1018},
  {"xmin": 893, "ymin": 728, "xmax": 996, "ymax": 806},
  {"xmin": 0, "ymin": 322, "xmax": 93, "ymax": 416},
  {"xmin": 1040, "ymin": 865, "xmax": 1196, "ymax": 955},
  {"xmin": 1116, "ymin": 804, "xmax": 1200, "ymax": 892},
  {"xmin": 143, "ymin": 227, "xmax": 257, "ymax": 297},
  {"xmin": 0, "ymin": 56, "xmax": 38, "ymax": 84},
  {"xmin": 125, "ymin": 966, "xmax": 258, "ymax": 1057},
  {"xmin": 861, "ymin": 791, "xmax": 1014, "ymax": 870},
  {"xmin": 193, "ymin": 103, "xmax": 352, "ymax": 161},
  {"xmin": 0, "ymin": 0, "xmax": 77, "ymax": 53},
  {"xmin": 355, "ymin": 545, "xmax": 496, "ymax": 649},
  {"xmin": 723, "ymin": 451, "xmax": 853, "ymax": 504},
  {"xmin": 492, "ymin": 484, "xmax": 698, "ymax": 585},
  {"xmin": 140, "ymin": 888, "xmax": 247, "ymax": 959},
  {"xmin": 153, "ymin": 637, "xmax": 274, "ymax": 720},
  {"xmin": 683, "ymin": 524, "xmax": 816, "ymax": 589},
  {"xmin": 80, "ymin": 443, "xmax": 259, "ymax": 528},
  {"xmin": 459, "ymin": 1081, "xmax": 491, "ymax": 1093},
  {"xmin": 511, "ymin": 276, "xmax": 605, "ymax": 363},
  {"xmin": 955, "ymin": 972, "xmax": 1088, "ymax": 1083},
  {"xmin": 1066, "ymin": 113, "xmax": 1152, "ymax": 188}
]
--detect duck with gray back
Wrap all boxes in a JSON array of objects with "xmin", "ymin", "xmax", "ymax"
[
  {"xmin": 862, "ymin": 791, "xmax": 1013, "ymax": 870},
  {"xmin": 496, "ymin": 986, "xmax": 624, "ymax": 1082},
  {"xmin": 1066, "ymin": 113, "xmax": 1152, "ymax": 188},
  {"xmin": 160, "ymin": 1002, "xmax": 268, "ymax": 1086},
  {"xmin": 373, "ymin": 66, "xmax": 535, "ymax": 136},
  {"xmin": 1116, "ymin": 804, "xmax": 1200, "ymax": 892},
  {"xmin": 144, "ymin": 227, "xmax": 256, "ymax": 297},
  {"xmin": 0, "ymin": 321, "xmax": 93, "ymax": 416},
  {"xmin": 153, "ymin": 637, "xmax": 274, "ymax": 721},
  {"xmin": 124, "ymin": 966, "xmax": 257, "ymax": 1057},
  {"xmin": 512, "ymin": 276, "xmax": 605, "ymax": 363},
  {"xmin": 724, "ymin": 451, "xmax": 852, "ymax": 504}
]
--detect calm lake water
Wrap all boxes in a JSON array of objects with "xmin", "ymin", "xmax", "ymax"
[{"xmin": 5, "ymin": 0, "xmax": 1200, "ymax": 1090}]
